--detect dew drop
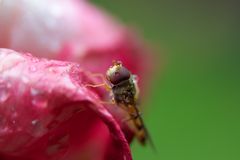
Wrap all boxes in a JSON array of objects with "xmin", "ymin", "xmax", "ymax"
[
  {"xmin": 32, "ymin": 97, "xmax": 48, "ymax": 108},
  {"xmin": 31, "ymin": 119, "xmax": 39, "ymax": 125},
  {"xmin": 0, "ymin": 84, "xmax": 10, "ymax": 103},
  {"xmin": 0, "ymin": 89, "xmax": 10, "ymax": 102},
  {"xmin": 31, "ymin": 88, "xmax": 48, "ymax": 108}
]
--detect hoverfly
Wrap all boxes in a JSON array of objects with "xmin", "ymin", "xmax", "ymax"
[{"xmin": 86, "ymin": 61, "xmax": 155, "ymax": 149}]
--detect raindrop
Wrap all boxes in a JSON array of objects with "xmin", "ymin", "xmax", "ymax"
[
  {"xmin": 31, "ymin": 88, "xmax": 48, "ymax": 108},
  {"xmin": 0, "ymin": 85, "xmax": 10, "ymax": 103},
  {"xmin": 31, "ymin": 119, "xmax": 39, "ymax": 125},
  {"xmin": 0, "ymin": 89, "xmax": 9, "ymax": 103},
  {"xmin": 32, "ymin": 97, "xmax": 48, "ymax": 108}
]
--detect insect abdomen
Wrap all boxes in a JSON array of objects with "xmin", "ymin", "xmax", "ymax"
[{"xmin": 133, "ymin": 117, "xmax": 147, "ymax": 145}]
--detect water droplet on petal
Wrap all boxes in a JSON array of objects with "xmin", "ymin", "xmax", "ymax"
[
  {"xmin": 31, "ymin": 119, "xmax": 39, "ymax": 125},
  {"xmin": 32, "ymin": 97, "xmax": 48, "ymax": 108},
  {"xmin": 0, "ymin": 84, "xmax": 10, "ymax": 103},
  {"xmin": 0, "ymin": 90, "xmax": 9, "ymax": 103},
  {"xmin": 31, "ymin": 88, "xmax": 48, "ymax": 108}
]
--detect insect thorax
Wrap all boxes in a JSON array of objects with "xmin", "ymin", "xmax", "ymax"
[{"xmin": 112, "ymin": 78, "xmax": 136, "ymax": 106}]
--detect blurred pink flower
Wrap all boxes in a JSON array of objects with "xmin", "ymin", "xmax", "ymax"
[
  {"xmin": 0, "ymin": 0, "xmax": 153, "ymax": 160},
  {"xmin": 0, "ymin": 0, "xmax": 151, "ymax": 81}
]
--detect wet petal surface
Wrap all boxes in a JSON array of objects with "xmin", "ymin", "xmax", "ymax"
[{"xmin": 0, "ymin": 49, "xmax": 132, "ymax": 160}]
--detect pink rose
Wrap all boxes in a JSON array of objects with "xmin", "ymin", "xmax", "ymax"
[
  {"xmin": 0, "ymin": 0, "xmax": 153, "ymax": 160},
  {"xmin": 0, "ymin": 0, "xmax": 151, "ymax": 81},
  {"xmin": 0, "ymin": 49, "xmax": 132, "ymax": 160}
]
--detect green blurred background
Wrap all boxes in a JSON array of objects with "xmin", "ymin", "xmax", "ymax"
[{"xmin": 92, "ymin": 0, "xmax": 240, "ymax": 160}]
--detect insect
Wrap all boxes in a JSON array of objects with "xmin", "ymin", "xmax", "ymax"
[{"xmin": 86, "ymin": 61, "xmax": 155, "ymax": 148}]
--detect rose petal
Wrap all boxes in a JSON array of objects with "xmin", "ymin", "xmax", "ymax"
[
  {"xmin": 0, "ymin": 49, "xmax": 132, "ymax": 160},
  {"xmin": 0, "ymin": 0, "xmax": 122, "ymax": 58},
  {"xmin": 0, "ymin": 0, "xmax": 152, "ymax": 86}
]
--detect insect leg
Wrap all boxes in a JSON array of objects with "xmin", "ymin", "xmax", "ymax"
[
  {"xmin": 85, "ymin": 83, "xmax": 106, "ymax": 87},
  {"xmin": 85, "ymin": 72, "xmax": 107, "ymax": 83},
  {"xmin": 85, "ymin": 72, "xmax": 111, "ymax": 91},
  {"xmin": 99, "ymin": 98, "xmax": 115, "ymax": 105}
]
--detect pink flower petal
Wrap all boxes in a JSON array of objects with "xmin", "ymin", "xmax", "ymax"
[
  {"xmin": 0, "ymin": 0, "xmax": 152, "ymax": 86},
  {"xmin": 0, "ymin": 49, "xmax": 132, "ymax": 160}
]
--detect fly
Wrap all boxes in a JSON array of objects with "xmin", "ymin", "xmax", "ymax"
[{"xmin": 86, "ymin": 61, "xmax": 155, "ymax": 149}]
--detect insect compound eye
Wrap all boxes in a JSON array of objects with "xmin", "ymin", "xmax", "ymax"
[{"xmin": 106, "ymin": 64, "xmax": 131, "ymax": 85}]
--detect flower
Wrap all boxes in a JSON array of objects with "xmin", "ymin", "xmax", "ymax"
[
  {"xmin": 0, "ymin": 49, "xmax": 132, "ymax": 160},
  {"xmin": 0, "ymin": 0, "xmax": 153, "ymax": 159},
  {"xmin": 0, "ymin": 0, "xmax": 152, "ymax": 85}
]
